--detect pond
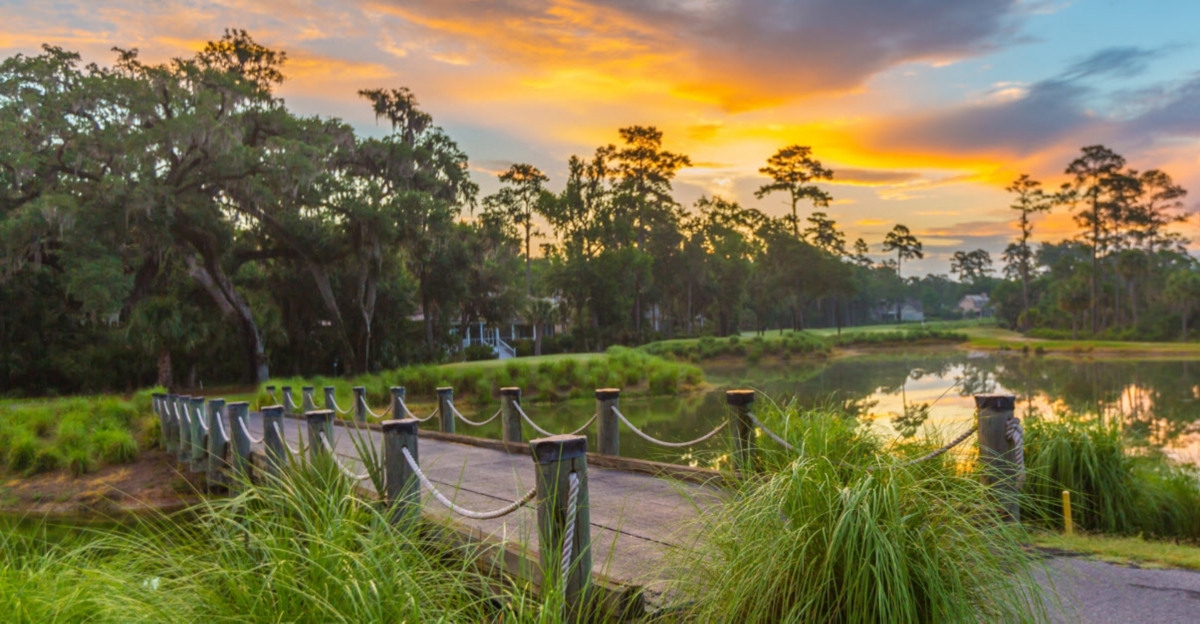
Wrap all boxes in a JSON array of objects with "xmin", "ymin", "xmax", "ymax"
[{"xmin": 425, "ymin": 349, "xmax": 1200, "ymax": 468}]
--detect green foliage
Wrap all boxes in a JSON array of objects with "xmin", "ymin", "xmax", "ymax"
[
  {"xmin": 265, "ymin": 348, "xmax": 704, "ymax": 415},
  {"xmin": 832, "ymin": 327, "xmax": 969, "ymax": 347},
  {"xmin": 0, "ymin": 395, "xmax": 155, "ymax": 476},
  {"xmin": 1021, "ymin": 414, "xmax": 1200, "ymax": 540},
  {"xmin": 671, "ymin": 407, "xmax": 1045, "ymax": 622}
]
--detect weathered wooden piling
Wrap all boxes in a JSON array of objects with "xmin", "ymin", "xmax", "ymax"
[
  {"xmin": 531, "ymin": 434, "xmax": 592, "ymax": 611},
  {"xmin": 206, "ymin": 398, "xmax": 229, "ymax": 484},
  {"xmin": 437, "ymin": 387, "xmax": 455, "ymax": 434},
  {"xmin": 261, "ymin": 405, "xmax": 287, "ymax": 469},
  {"xmin": 189, "ymin": 397, "xmax": 208, "ymax": 473},
  {"xmin": 307, "ymin": 409, "xmax": 336, "ymax": 462},
  {"xmin": 501, "ymin": 387, "xmax": 523, "ymax": 444},
  {"xmin": 976, "ymin": 393, "xmax": 1020, "ymax": 522},
  {"xmin": 726, "ymin": 389, "xmax": 757, "ymax": 472},
  {"xmin": 353, "ymin": 386, "xmax": 367, "ymax": 423},
  {"xmin": 596, "ymin": 388, "xmax": 621, "ymax": 456},
  {"xmin": 229, "ymin": 401, "xmax": 253, "ymax": 481},
  {"xmin": 323, "ymin": 386, "xmax": 338, "ymax": 413},
  {"xmin": 382, "ymin": 418, "xmax": 421, "ymax": 527},
  {"xmin": 153, "ymin": 394, "xmax": 166, "ymax": 448},
  {"xmin": 390, "ymin": 386, "xmax": 407, "ymax": 419},
  {"xmin": 165, "ymin": 394, "xmax": 180, "ymax": 454},
  {"xmin": 176, "ymin": 395, "xmax": 192, "ymax": 463},
  {"xmin": 301, "ymin": 386, "xmax": 317, "ymax": 413}
]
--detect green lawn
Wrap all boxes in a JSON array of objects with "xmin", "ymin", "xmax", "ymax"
[{"xmin": 1032, "ymin": 531, "xmax": 1200, "ymax": 570}]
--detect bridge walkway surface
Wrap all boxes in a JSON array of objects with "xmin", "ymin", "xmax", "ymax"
[{"xmin": 242, "ymin": 411, "xmax": 720, "ymax": 608}]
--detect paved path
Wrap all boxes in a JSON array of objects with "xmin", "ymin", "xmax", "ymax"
[
  {"xmin": 243, "ymin": 412, "xmax": 719, "ymax": 600},
  {"xmin": 243, "ymin": 412, "xmax": 1200, "ymax": 621},
  {"xmin": 1042, "ymin": 556, "xmax": 1200, "ymax": 623}
]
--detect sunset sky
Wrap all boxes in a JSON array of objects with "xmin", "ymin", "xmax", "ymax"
[{"xmin": 3, "ymin": 0, "xmax": 1199, "ymax": 273}]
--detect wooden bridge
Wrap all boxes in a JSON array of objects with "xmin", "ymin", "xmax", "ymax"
[{"xmin": 153, "ymin": 386, "xmax": 1017, "ymax": 619}]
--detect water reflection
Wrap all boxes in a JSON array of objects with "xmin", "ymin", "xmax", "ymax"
[{"xmin": 418, "ymin": 350, "xmax": 1200, "ymax": 466}]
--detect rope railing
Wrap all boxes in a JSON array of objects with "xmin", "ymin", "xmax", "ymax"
[
  {"xmin": 562, "ymin": 471, "xmax": 580, "ymax": 589},
  {"xmin": 612, "ymin": 406, "xmax": 728, "ymax": 448},
  {"xmin": 400, "ymin": 446, "xmax": 536, "ymax": 520},
  {"xmin": 238, "ymin": 415, "xmax": 265, "ymax": 445},
  {"xmin": 745, "ymin": 408, "xmax": 978, "ymax": 471},
  {"xmin": 1007, "ymin": 415, "xmax": 1025, "ymax": 488},
  {"xmin": 272, "ymin": 421, "xmax": 303, "ymax": 456},
  {"xmin": 317, "ymin": 430, "xmax": 372, "ymax": 481},
  {"xmin": 514, "ymin": 402, "xmax": 595, "ymax": 437},
  {"xmin": 195, "ymin": 406, "xmax": 210, "ymax": 433},
  {"xmin": 404, "ymin": 401, "xmax": 437, "ymax": 422},
  {"xmin": 450, "ymin": 403, "xmax": 502, "ymax": 427},
  {"xmin": 215, "ymin": 413, "xmax": 230, "ymax": 445},
  {"xmin": 360, "ymin": 398, "xmax": 393, "ymax": 420},
  {"xmin": 328, "ymin": 396, "xmax": 353, "ymax": 416}
]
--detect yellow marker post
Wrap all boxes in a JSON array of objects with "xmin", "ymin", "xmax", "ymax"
[{"xmin": 1062, "ymin": 490, "xmax": 1074, "ymax": 535}]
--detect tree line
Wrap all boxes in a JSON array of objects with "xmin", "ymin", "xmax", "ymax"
[{"xmin": 1, "ymin": 32, "xmax": 1195, "ymax": 396}]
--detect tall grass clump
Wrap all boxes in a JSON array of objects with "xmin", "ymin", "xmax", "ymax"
[
  {"xmin": 0, "ymin": 462, "xmax": 549, "ymax": 622},
  {"xmin": 1022, "ymin": 413, "xmax": 1200, "ymax": 540},
  {"xmin": 0, "ymin": 390, "xmax": 159, "ymax": 477},
  {"xmin": 670, "ymin": 456, "xmax": 1045, "ymax": 622}
]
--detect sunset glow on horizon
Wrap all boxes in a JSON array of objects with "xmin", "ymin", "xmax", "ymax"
[{"xmin": 4, "ymin": 0, "xmax": 1200, "ymax": 272}]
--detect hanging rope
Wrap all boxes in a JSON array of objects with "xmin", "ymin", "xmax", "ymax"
[
  {"xmin": 327, "ymin": 396, "xmax": 352, "ymax": 416},
  {"xmin": 1007, "ymin": 415, "xmax": 1026, "ymax": 489},
  {"xmin": 745, "ymin": 410, "xmax": 976, "ymax": 471},
  {"xmin": 406, "ymin": 401, "xmax": 438, "ymax": 422},
  {"xmin": 400, "ymin": 447, "xmax": 536, "ymax": 519},
  {"xmin": 237, "ymin": 415, "xmax": 265, "ymax": 445},
  {"xmin": 514, "ymin": 403, "xmax": 596, "ymax": 437},
  {"xmin": 215, "ymin": 414, "xmax": 230, "ymax": 446},
  {"xmin": 194, "ymin": 406, "xmax": 210, "ymax": 433},
  {"xmin": 271, "ymin": 421, "xmax": 303, "ymax": 456},
  {"xmin": 361, "ymin": 399, "xmax": 393, "ymax": 420},
  {"xmin": 562, "ymin": 471, "xmax": 580, "ymax": 590},
  {"xmin": 317, "ymin": 431, "xmax": 373, "ymax": 481},
  {"xmin": 450, "ymin": 403, "xmax": 502, "ymax": 427},
  {"xmin": 612, "ymin": 407, "xmax": 728, "ymax": 448}
]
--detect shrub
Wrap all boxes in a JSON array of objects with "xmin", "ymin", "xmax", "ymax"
[
  {"xmin": 92, "ymin": 429, "xmax": 139, "ymax": 465},
  {"xmin": 32, "ymin": 447, "xmax": 63, "ymax": 474},
  {"xmin": 7, "ymin": 433, "xmax": 38, "ymax": 473}
]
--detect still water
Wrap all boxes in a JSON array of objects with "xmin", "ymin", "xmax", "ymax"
[{"xmin": 428, "ymin": 349, "xmax": 1200, "ymax": 467}]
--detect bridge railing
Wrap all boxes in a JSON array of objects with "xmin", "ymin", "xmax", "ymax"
[{"xmin": 150, "ymin": 389, "xmax": 596, "ymax": 612}]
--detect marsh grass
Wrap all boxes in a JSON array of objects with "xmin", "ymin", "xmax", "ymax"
[
  {"xmin": 664, "ymin": 407, "xmax": 1046, "ymax": 623},
  {"xmin": 1021, "ymin": 413, "xmax": 1200, "ymax": 540},
  {"xmin": 0, "ymin": 388, "xmax": 159, "ymax": 476},
  {"xmin": 0, "ymin": 458, "xmax": 556, "ymax": 622},
  {"xmin": 260, "ymin": 346, "xmax": 703, "ymax": 414}
]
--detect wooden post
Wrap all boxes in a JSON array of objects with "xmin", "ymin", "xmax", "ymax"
[
  {"xmin": 1062, "ymin": 490, "xmax": 1074, "ymax": 535},
  {"xmin": 501, "ymin": 387, "xmax": 523, "ymax": 444},
  {"xmin": 207, "ymin": 398, "xmax": 228, "ymax": 485},
  {"xmin": 307, "ymin": 409, "xmax": 335, "ymax": 462},
  {"xmin": 323, "ymin": 386, "xmax": 338, "ymax": 412},
  {"xmin": 281, "ymin": 386, "xmax": 296, "ymax": 416},
  {"xmin": 264, "ymin": 385, "xmax": 275, "ymax": 410},
  {"xmin": 976, "ymin": 394, "xmax": 1020, "ymax": 522},
  {"xmin": 382, "ymin": 418, "xmax": 420, "ymax": 528},
  {"xmin": 189, "ymin": 397, "xmax": 208, "ymax": 473},
  {"xmin": 532, "ymin": 434, "xmax": 592, "ymax": 612},
  {"xmin": 176, "ymin": 395, "xmax": 192, "ymax": 463},
  {"xmin": 726, "ymin": 389, "xmax": 757, "ymax": 472},
  {"xmin": 596, "ymin": 388, "xmax": 620, "ymax": 456},
  {"xmin": 353, "ymin": 386, "xmax": 367, "ymax": 423},
  {"xmin": 262, "ymin": 405, "xmax": 287, "ymax": 469},
  {"xmin": 302, "ymin": 386, "xmax": 316, "ymax": 413},
  {"xmin": 390, "ymin": 386, "xmax": 407, "ymax": 419},
  {"xmin": 152, "ymin": 394, "xmax": 166, "ymax": 448},
  {"xmin": 161, "ymin": 394, "xmax": 176, "ymax": 453},
  {"xmin": 228, "ymin": 402, "xmax": 253, "ymax": 482},
  {"xmin": 437, "ymin": 387, "xmax": 455, "ymax": 434}
]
